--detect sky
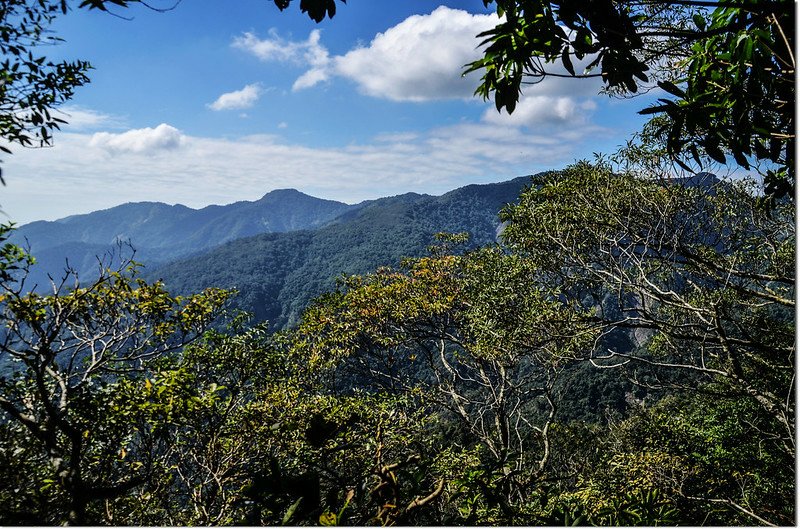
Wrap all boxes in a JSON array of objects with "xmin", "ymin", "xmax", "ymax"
[{"xmin": 4, "ymin": 0, "xmax": 659, "ymax": 225}]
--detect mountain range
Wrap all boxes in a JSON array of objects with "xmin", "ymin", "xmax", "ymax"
[
  {"xmin": 13, "ymin": 175, "xmax": 536, "ymax": 328},
  {"xmin": 12, "ymin": 188, "xmax": 354, "ymax": 278}
]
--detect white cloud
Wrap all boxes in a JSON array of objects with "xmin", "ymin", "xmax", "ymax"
[
  {"xmin": 232, "ymin": 30, "xmax": 301, "ymax": 62},
  {"xmin": 482, "ymin": 94, "xmax": 598, "ymax": 127},
  {"xmin": 293, "ymin": 67, "xmax": 329, "ymax": 91},
  {"xmin": 374, "ymin": 132, "xmax": 419, "ymax": 143},
  {"xmin": 88, "ymin": 123, "xmax": 184, "ymax": 155},
  {"xmin": 233, "ymin": 29, "xmax": 331, "ymax": 91},
  {"xmin": 208, "ymin": 83, "xmax": 263, "ymax": 111},
  {"xmin": 233, "ymin": 28, "xmax": 329, "ymax": 65},
  {"xmin": 236, "ymin": 7, "xmax": 496, "ymax": 101},
  {"xmin": 5, "ymin": 113, "xmax": 611, "ymax": 224},
  {"xmin": 329, "ymin": 6, "xmax": 496, "ymax": 101},
  {"xmin": 56, "ymin": 105, "xmax": 125, "ymax": 131}
]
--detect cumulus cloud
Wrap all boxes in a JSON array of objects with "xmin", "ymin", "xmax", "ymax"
[
  {"xmin": 89, "ymin": 123, "xmax": 184, "ymax": 154},
  {"xmin": 208, "ymin": 83, "xmax": 263, "ymax": 111},
  {"xmin": 482, "ymin": 94, "xmax": 598, "ymax": 127},
  {"xmin": 235, "ymin": 7, "xmax": 496, "ymax": 101},
  {"xmin": 330, "ymin": 6, "xmax": 496, "ymax": 101}
]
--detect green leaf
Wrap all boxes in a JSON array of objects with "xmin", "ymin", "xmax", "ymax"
[
  {"xmin": 693, "ymin": 13, "xmax": 707, "ymax": 30},
  {"xmin": 657, "ymin": 81, "xmax": 686, "ymax": 98},
  {"xmin": 562, "ymin": 47, "xmax": 575, "ymax": 76},
  {"xmin": 283, "ymin": 497, "xmax": 303, "ymax": 525}
]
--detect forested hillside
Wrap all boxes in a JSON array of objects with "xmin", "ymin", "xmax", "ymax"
[
  {"xmin": 0, "ymin": 0, "xmax": 793, "ymax": 526},
  {"xmin": 150, "ymin": 176, "xmax": 531, "ymax": 328},
  {"xmin": 1, "ymin": 164, "xmax": 792, "ymax": 525}
]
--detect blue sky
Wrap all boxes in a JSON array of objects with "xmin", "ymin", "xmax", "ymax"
[{"xmin": 5, "ymin": 0, "xmax": 657, "ymax": 224}]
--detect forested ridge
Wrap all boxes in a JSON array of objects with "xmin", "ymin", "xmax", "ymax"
[
  {"xmin": 150, "ymin": 176, "xmax": 532, "ymax": 329},
  {"xmin": 0, "ymin": 0, "xmax": 794, "ymax": 525},
  {"xmin": 10, "ymin": 189, "xmax": 356, "ymax": 292}
]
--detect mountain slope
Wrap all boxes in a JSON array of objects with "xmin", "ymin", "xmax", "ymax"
[
  {"xmin": 13, "ymin": 189, "xmax": 355, "ymax": 289},
  {"xmin": 151, "ymin": 175, "xmax": 534, "ymax": 329}
]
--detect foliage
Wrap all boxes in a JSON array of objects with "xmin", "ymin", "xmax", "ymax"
[
  {"xmin": 495, "ymin": 162, "xmax": 794, "ymax": 525},
  {"xmin": 287, "ymin": 174, "xmax": 794, "ymax": 525},
  {"xmin": 502, "ymin": 163, "xmax": 794, "ymax": 452},
  {"xmin": 292, "ymin": 239, "xmax": 597, "ymax": 523},
  {"xmin": 638, "ymin": 2, "xmax": 795, "ymax": 197},
  {"xmin": 1, "ymin": 0, "xmax": 793, "ymax": 524},
  {"xmin": 1, "ymin": 159, "xmax": 794, "ymax": 524},
  {"xmin": 0, "ymin": 0, "xmax": 91, "ymax": 179},
  {"xmin": 465, "ymin": 0, "xmax": 795, "ymax": 197},
  {"xmin": 0, "ymin": 224, "xmax": 445, "ymax": 524},
  {"xmin": 0, "ymin": 223, "xmax": 232, "ymax": 524},
  {"xmin": 542, "ymin": 393, "xmax": 793, "ymax": 526}
]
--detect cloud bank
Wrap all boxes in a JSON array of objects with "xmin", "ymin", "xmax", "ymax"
[{"xmin": 6, "ymin": 116, "xmax": 608, "ymax": 224}]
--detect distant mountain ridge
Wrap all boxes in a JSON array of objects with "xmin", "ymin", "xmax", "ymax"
[
  {"xmin": 13, "ymin": 175, "xmax": 537, "ymax": 324},
  {"xmin": 151, "ymin": 175, "xmax": 535, "ymax": 328},
  {"xmin": 15, "ymin": 188, "xmax": 354, "ymax": 255},
  {"xmin": 13, "ymin": 172, "xmax": 721, "ymax": 326},
  {"xmin": 12, "ymin": 189, "xmax": 356, "ymax": 288}
]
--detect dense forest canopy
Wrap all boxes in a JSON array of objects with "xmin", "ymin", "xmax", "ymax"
[
  {"xmin": 0, "ymin": 0, "xmax": 795, "ymax": 526},
  {"xmin": 0, "ymin": 162, "xmax": 793, "ymax": 524}
]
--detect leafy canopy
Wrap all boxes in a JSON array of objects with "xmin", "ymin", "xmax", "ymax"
[
  {"xmin": 0, "ymin": 0, "xmax": 91, "ymax": 181},
  {"xmin": 465, "ymin": 0, "xmax": 795, "ymax": 196}
]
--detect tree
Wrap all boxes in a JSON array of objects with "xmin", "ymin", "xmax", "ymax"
[
  {"xmin": 531, "ymin": 390, "xmax": 792, "ymax": 526},
  {"xmin": 465, "ymin": 0, "xmax": 795, "ymax": 197},
  {"xmin": 0, "ymin": 0, "xmax": 91, "ymax": 181},
  {"xmin": 499, "ymin": 162, "xmax": 794, "ymax": 524},
  {"xmin": 0, "ymin": 224, "xmax": 231, "ymax": 524},
  {"xmin": 292, "ymin": 236, "xmax": 597, "ymax": 523},
  {"xmin": 98, "ymin": 320, "xmax": 282, "ymax": 525}
]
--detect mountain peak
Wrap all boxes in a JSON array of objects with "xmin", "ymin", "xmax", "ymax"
[
  {"xmin": 259, "ymin": 188, "xmax": 306, "ymax": 201},
  {"xmin": 675, "ymin": 172, "xmax": 720, "ymax": 188}
]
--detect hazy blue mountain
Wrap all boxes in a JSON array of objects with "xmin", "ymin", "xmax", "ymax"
[
  {"xmin": 15, "ymin": 189, "xmax": 353, "ymax": 253},
  {"xmin": 151, "ymin": 175, "xmax": 535, "ymax": 329},
  {"xmin": 13, "ymin": 189, "xmax": 355, "ymax": 289},
  {"xmin": 12, "ymin": 175, "xmax": 535, "ymax": 325}
]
